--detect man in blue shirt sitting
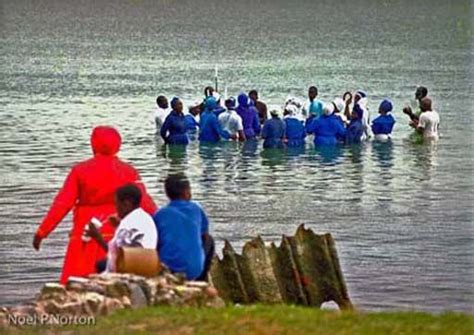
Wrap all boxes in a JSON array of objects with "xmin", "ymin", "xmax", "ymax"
[{"xmin": 153, "ymin": 173, "xmax": 214, "ymax": 281}]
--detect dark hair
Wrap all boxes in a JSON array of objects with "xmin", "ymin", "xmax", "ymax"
[
  {"xmin": 156, "ymin": 95, "xmax": 167, "ymax": 106},
  {"xmin": 248, "ymin": 89, "xmax": 258, "ymax": 97},
  {"xmin": 309, "ymin": 86, "xmax": 318, "ymax": 93},
  {"xmin": 417, "ymin": 86, "xmax": 428, "ymax": 98},
  {"xmin": 165, "ymin": 173, "xmax": 190, "ymax": 200},
  {"xmin": 116, "ymin": 184, "xmax": 142, "ymax": 207}
]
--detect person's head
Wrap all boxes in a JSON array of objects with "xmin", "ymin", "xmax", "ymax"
[
  {"xmin": 171, "ymin": 97, "xmax": 183, "ymax": 113},
  {"xmin": 270, "ymin": 109, "xmax": 280, "ymax": 118},
  {"xmin": 91, "ymin": 126, "xmax": 121, "ymax": 156},
  {"xmin": 308, "ymin": 86, "xmax": 318, "ymax": 101},
  {"xmin": 248, "ymin": 90, "xmax": 259, "ymax": 102},
  {"xmin": 204, "ymin": 86, "xmax": 214, "ymax": 98},
  {"xmin": 354, "ymin": 90, "xmax": 366, "ymax": 103},
  {"xmin": 238, "ymin": 93, "xmax": 249, "ymax": 108},
  {"xmin": 420, "ymin": 97, "xmax": 432, "ymax": 112},
  {"xmin": 164, "ymin": 173, "xmax": 191, "ymax": 201},
  {"xmin": 322, "ymin": 103, "xmax": 334, "ymax": 117},
  {"xmin": 115, "ymin": 184, "xmax": 142, "ymax": 219},
  {"xmin": 379, "ymin": 99, "xmax": 393, "ymax": 115},
  {"xmin": 284, "ymin": 104, "xmax": 298, "ymax": 117},
  {"xmin": 156, "ymin": 95, "xmax": 169, "ymax": 109},
  {"xmin": 225, "ymin": 97, "xmax": 236, "ymax": 110},
  {"xmin": 415, "ymin": 86, "xmax": 428, "ymax": 101},
  {"xmin": 188, "ymin": 101, "xmax": 201, "ymax": 116},
  {"xmin": 204, "ymin": 96, "xmax": 218, "ymax": 111}
]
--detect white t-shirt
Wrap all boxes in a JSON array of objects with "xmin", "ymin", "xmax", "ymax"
[
  {"xmin": 218, "ymin": 110, "xmax": 243, "ymax": 136},
  {"xmin": 106, "ymin": 208, "xmax": 158, "ymax": 272},
  {"xmin": 154, "ymin": 107, "xmax": 170, "ymax": 133},
  {"xmin": 418, "ymin": 110, "xmax": 440, "ymax": 140}
]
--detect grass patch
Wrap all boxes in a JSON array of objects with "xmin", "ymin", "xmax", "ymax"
[{"xmin": 4, "ymin": 305, "xmax": 473, "ymax": 335}]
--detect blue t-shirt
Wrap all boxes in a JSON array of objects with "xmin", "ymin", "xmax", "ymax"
[{"xmin": 153, "ymin": 200, "xmax": 209, "ymax": 280}]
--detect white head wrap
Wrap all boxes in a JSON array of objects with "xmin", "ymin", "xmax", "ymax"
[{"xmin": 323, "ymin": 102, "xmax": 334, "ymax": 116}]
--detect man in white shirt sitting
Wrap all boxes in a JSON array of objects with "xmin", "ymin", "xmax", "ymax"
[
  {"xmin": 414, "ymin": 97, "xmax": 440, "ymax": 141},
  {"xmin": 87, "ymin": 184, "xmax": 158, "ymax": 272},
  {"xmin": 219, "ymin": 97, "xmax": 246, "ymax": 142}
]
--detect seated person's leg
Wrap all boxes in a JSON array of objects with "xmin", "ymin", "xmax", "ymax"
[
  {"xmin": 197, "ymin": 234, "xmax": 215, "ymax": 281},
  {"xmin": 95, "ymin": 258, "xmax": 107, "ymax": 273}
]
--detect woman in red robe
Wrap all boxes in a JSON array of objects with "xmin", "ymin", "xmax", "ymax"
[{"xmin": 33, "ymin": 126, "xmax": 157, "ymax": 284}]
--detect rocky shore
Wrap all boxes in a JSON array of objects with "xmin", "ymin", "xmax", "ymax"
[{"xmin": 1, "ymin": 272, "xmax": 224, "ymax": 328}]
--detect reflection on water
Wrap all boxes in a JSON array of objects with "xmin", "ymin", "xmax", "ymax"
[{"xmin": 0, "ymin": 0, "xmax": 473, "ymax": 312}]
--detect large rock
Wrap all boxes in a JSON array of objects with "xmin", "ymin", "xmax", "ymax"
[
  {"xmin": 210, "ymin": 224, "xmax": 353, "ymax": 310},
  {"xmin": 129, "ymin": 284, "xmax": 148, "ymax": 309}
]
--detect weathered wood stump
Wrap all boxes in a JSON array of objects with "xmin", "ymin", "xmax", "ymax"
[{"xmin": 210, "ymin": 224, "xmax": 353, "ymax": 310}]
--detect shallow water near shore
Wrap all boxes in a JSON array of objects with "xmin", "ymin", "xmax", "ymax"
[{"xmin": 0, "ymin": 0, "xmax": 473, "ymax": 312}]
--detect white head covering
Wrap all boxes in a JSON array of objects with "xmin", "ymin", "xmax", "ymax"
[
  {"xmin": 323, "ymin": 102, "xmax": 334, "ymax": 116},
  {"xmin": 284, "ymin": 104, "xmax": 298, "ymax": 116},
  {"xmin": 189, "ymin": 100, "xmax": 201, "ymax": 110},
  {"xmin": 284, "ymin": 96, "xmax": 303, "ymax": 109},
  {"xmin": 333, "ymin": 98, "xmax": 345, "ymax": 113}
]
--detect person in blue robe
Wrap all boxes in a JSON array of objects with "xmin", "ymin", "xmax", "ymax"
[
  {"xmin": 160, "ymin": 97, "xmax": 189, "ymax": 145},
  {"xmin": 261, "ymin": 110, "xmax": 285, "ymax": 149},
  {"xmin": 184, "ymin": 101, "xmax": 201, "ymax": 140},
  {"xmin": 372, "ymin": 99, "xmax": 396, "ymax": 141},
  {"xmin": 306, "ymin": 103, "xmax": 346, "ymax": 146},
  {"xmin": 283, "ymin": 108, "xmax": 306, "ymax": 147},
  {"xmin": 199, "ymin": 97, "xmax": 231, "ymax": 143},
  {"xmin": 346, "ymin": 109, "xmax": 364, "ymax": 144},
  {"xmin": 236, "ymin": 93, "xmax": 261, "ymax": 139}
]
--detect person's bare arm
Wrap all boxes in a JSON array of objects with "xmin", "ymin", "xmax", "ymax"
[
  {"xmin": 403, "ymin": 107, "xmax": 419, "ymax": 122},
  {"xmin": 344, "ymin": 99, "xmax": 352, "ymax": 120},
  {"xmin": 87, "ymin": 222, "xmax": 108, "ymax": 251}
]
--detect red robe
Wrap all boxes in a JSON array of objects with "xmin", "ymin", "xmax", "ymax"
[{"xmin": 36, "ymin": 126, "xmax": 157, "ymax": 284}]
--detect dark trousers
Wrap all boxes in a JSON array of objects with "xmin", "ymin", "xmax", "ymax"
[{"xmin": 196, "ymin": 234, "xmax": 215, "ymax": 281}]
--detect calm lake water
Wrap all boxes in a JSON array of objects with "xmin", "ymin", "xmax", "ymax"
[{"xmin": 0, "ymin": 0, "xmax": 473, "ymax": 312}]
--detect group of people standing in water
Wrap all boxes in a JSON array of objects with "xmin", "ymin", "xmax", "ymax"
[
  {"xmin": 154, "ymin": 85, "xmax": 440, "ymax": 148},
  {"xmin": 31, "ymin": 85, "xmax": 440, "ymax": 285}
]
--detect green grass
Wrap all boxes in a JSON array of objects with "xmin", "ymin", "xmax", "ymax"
[{"xmin": 4, "ymin": 305, "xmax": 474, "ymax": 335}]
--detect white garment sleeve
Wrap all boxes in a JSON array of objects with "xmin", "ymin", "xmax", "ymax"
[
  {"xmin": 236, "ymin": 115, "xmax": 244, "ymax": 131},
  {"xmin": 418, "ymin": 113, "xmax": 427, "ymax": 129}
]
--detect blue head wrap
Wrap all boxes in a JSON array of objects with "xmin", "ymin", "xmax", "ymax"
[
  {"xmin": 379, "ymin": 99, "xmax": 393, "ymax": 113},
  {"xmin": 170, "ymin": 96, "xmax": 180, "ymax": 110},
  {"xmin": 204, "ymin": 96, "xmax": 217, "ymax": 110},
  {"xmin": 237, "ymin": 93, "xmax": 249, "ymax": 108}
]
